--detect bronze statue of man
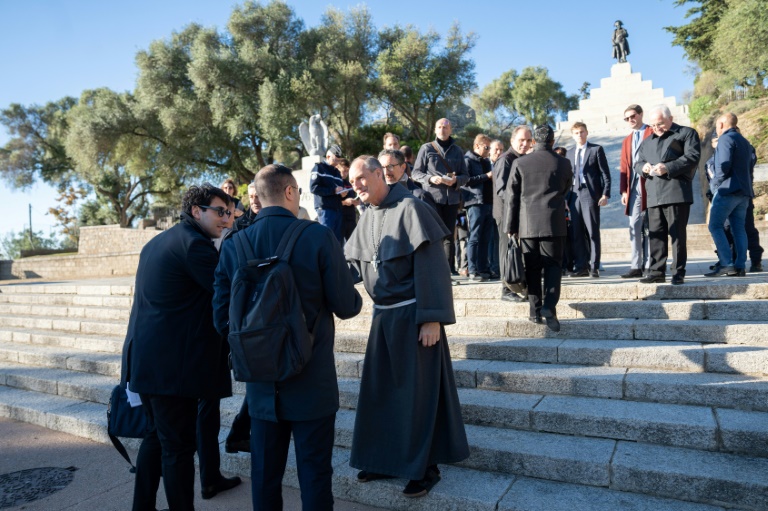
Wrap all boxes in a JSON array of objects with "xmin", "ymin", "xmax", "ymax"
[{"xmin": 612, "ymin": 20, "xmax": 630, "ymax": 63}]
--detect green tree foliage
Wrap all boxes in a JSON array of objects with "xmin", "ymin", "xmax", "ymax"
[
  {"xmin": 665, "ymin": 0, "xmax": 729, "ymax": 71},
  {"xmin": 65, "ymin": 88, "xmax": 186, "ymax": 227},
  {"xmin": 711, "ymin": 0, "xmax": 768, "ymax": 87},
  {"xmin": 0, "ymin": 229, "xmax": 64, "ymax": 260},
  {"xmin": 473, "ymin": 67, "xmax": 577, "ymax": 129},
  {"xmin": 376, "ymin": 23, "xmax": 477, "ymax": 141}
]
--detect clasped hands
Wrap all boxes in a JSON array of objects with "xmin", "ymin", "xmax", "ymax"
[
  {"xmin": 642, "ymin": 162, "xmax": 668, "ymax": 177},
  {"xmin": 429, "ymin": 174, "xmax": 457, "ymax": 187}
]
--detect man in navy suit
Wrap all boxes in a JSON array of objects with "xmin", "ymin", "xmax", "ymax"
[{"xmin": 566, "ymin": 122, "xmax": 611, "ymax": 277}]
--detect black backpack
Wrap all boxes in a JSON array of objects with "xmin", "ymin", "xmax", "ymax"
[{"xmin": 228, "ymin": 219, "xmax": 317, "ymax": 382}]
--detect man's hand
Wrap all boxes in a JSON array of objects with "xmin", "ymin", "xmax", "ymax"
[
  {"xmin": 442, "ymin": 175, "xmax": 457, "ymax": 187},
  {"xmin": 486, "ymin": 171, "xmax": 493, "ymax": 179},
  {"xmin": 418, "ymin": 322, "xmax": 441, "ymax": 347},
  {"xmin": 429, "ymin": 176, "xmax": 444, "ymax": 186},
  {"xmin": 642, "ymin": 163, "xmax": 652, "ymax": 175},
  {"xmin": 598, "ymin": 195, "xmax": 608, "ymax": 207},
  {"xmin": 621, "ymin": 192, "xmax": 628, "ymax": 206},
  {"xmin": 654, "ymin": 163, "xmax": 668, "ymax": 176},
  {"xmin": 342, "ymin": 198, "xmax": 358, "ymax": 207},
  {"xmin": 335, "ymin": 186, "xmax": 344, "ymax": 194}
]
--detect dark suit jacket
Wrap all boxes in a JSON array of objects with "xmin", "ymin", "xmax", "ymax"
[
  {"xmin": 492, "ymin": 148, "xmax": 522, "ymax": 222},
  {"xmin": 566, "ymin": 142, "xmax": 611, "ymax": 201},
  {"xmin": 213, "ymin": 206, "xmax": 362, "ymax": 422},
  {"xmin": 503, "ymin": 147, "xmax": 573, "ymax": 238},
  {"xmin": 634, "ymin": 123, "xmax": 701, "ymax": 207},
  {"xmin": 121, "ymin": 214, "xmax": 229, "ymax": 400}
]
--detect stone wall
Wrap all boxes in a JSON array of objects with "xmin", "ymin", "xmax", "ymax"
[{"xmin": 0, "ymin": 224, "xmax": 161, "ymax": 280}]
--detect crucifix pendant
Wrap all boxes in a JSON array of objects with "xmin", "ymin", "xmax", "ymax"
[{"xmin": 372, "ymin": 255, "xmax": 380, "ymax": 272}]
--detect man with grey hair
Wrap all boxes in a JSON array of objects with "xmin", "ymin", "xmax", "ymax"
[
  {"xmin": 495, "ymin": 125, "xmax": 533, "ymax": 301},
  {"xmin": 635, "ymin": 105, "xmax": 701, "ymax": 285},
  {"xmin": 346, "ymin": 155, "xmax": 469, "ymax": 498}
]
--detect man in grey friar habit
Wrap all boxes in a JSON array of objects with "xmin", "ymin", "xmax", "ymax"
[{"xmin": 344, "ymin": 155, "xmax": 469, "ymax": 498}]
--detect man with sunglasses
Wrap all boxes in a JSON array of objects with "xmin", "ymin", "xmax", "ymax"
[
  {"xmin": 122, "ymin": 183, "xmax": 239, "ymax": 511},
  {"xmin": 619, "ymin": 104, "xmax": 653, "ymax": 278},
  {"xmin": 462, "ymin": 134, "xmax": 495, "ymax": 281}
]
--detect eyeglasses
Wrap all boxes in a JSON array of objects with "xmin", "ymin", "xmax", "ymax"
[
  {"xmin": 199, "ymin": 205, "xmax": 232, "ymax": 217},
  {"xmin": 623, "ymin": 113, "xmax": 638, "ymax": 122},
  {"xmin": 383, "ymin": 164, "xmax": 402, "ymax": 172}
]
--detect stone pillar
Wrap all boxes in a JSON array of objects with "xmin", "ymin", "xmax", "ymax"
[{"xmin": 296, "ymin": 155, "xmax": 322, "ymax": 220}]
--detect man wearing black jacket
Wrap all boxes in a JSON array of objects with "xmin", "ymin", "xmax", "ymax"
[
  {"xmin": 635, "ymin": 105, "xmax": 701, "ymax": 285},
  {"xmin": 310, "ymin": 144, "xmax": 347, "ymax": 243},
  {"xmin": 122, "ymin": 184, "xmax": 238, "ymax": 511},
  {"xmin": 494, "ymin": 126, "xmax": 533, "ymax": 300},
  {"xmin": 504, "ymin": 125, "xmax": 573, "ymax": 332},
  {"xmin": 463, "ymin": 134, "xmax": 494, "ymax": 281}
]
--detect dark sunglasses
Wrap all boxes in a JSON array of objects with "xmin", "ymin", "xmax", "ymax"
[{"xmin": 199, "ymin": 205, "xmax": 232, "ymax": 217}]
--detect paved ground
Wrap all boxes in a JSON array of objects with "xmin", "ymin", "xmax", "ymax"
[{"xmin": 0, "ymin": 417, "xmax": 384, "ymax": 511}]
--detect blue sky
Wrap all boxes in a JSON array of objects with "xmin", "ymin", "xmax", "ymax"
[{"xmin": 0, "ymin": 0, "xmax": 692, "ymax": 237}]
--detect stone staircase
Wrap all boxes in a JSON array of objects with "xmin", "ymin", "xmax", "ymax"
[{"xmin": 1, "ymin": 275, "xmax": 768, "ymax": 510}]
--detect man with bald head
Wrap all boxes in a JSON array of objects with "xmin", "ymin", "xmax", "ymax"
[
  {"xmin": 705, "ymin": 112, "xmax": 754, "ymax": 277},
  {"xmin": 346, "ymin": 156, "xmax": 469, "ymax": 498},
  {"xmin": 634, "ymin": 105, "xmax": 701, "ymax": 285},
  {"xmin": 412, "ymin": 118, "xmax": 469, "ymax": 274}
]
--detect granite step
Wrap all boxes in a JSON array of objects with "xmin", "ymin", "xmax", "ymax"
[
  {"xmin": 0, "ymin": 302, "xmax": 130, "ymax": 321},
  {"xmin": 0, "ymin": 340, "xmax": 122, "ymax": 377},
  {"xmin": 0, "ymin": 386, "xmax": 760, "ymax": 509},
  {"xmin": 0, "ymin": 292, "xmax": 132, "ymax": 308},
  {"xmin": 0, "ymin": 283, "xmax": 133, "ymax": 296},
  {"xmin": 336, "ymin": 332, "xmax": 768, "ymax": 376},
  {"xmin": 0, "ymin": 326, "xmax": 124, "ymax": 353},
  {"xmin": 337, "ymin": 316, "xmax": 768, "ymax": 346},
  {"xmin": 0, "ymin": 314, "xmax": 127, "ymax": 337}
]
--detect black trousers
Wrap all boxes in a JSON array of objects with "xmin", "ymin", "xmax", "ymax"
[
  {"xmin": 569, "ymin": 189, "xmax": 601, "ymax": 271},
  {"xmin": 522, "ymin": 237, "xmax": 564, "ymax": 317},
  {"xmin": 433, "ymin": 203, "xmax": 460, "ymax": 272},
  {"xmin": 197, "ymin": 398, "xmax": 223, "ymax": 488},
  {"xmin": 227, "ymin": 396, "xmax": 252, "ymax": 443},
  {"xmin": 250, "ymin": 413, "xmax": 336, "ymax": 511},
  {"xmin": 648, "ymin": 203, "xmax": 690, "ymax": 276},
  {"xmin": 133, "ymin": 394, "xmax": 198, "ymax": 511}
]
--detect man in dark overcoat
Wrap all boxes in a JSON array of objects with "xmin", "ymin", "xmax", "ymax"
[
  {"xmin": 345, "ymin": 156, "xmax": 469, "ymax": 498},
  {"xmin": 121, "ymin": 184, "xmax": 236, "ymax": 510},
  {"xmin": 494, "ymin": 126, "xmax": 533, "ymax": 301},
  {"xmin": 504, "ymin": 125, "xmax": 573, "ymax": 332},
  {"xmin": 213, "ymin": 164, "xmax": 362, "ymax": 510},
  {"xmin": 634, "ymin": 104, "xmax": 701, "ymax": 285}
]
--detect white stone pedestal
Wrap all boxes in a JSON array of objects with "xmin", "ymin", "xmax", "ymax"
[{"xmin": 295, "ymin": 155, "xmax": 322, "ymax": 220}]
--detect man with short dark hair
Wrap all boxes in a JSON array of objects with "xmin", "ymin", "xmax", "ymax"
[
  {"xmin": 462, "ymin": 134, "xmax": 494, "ymax": 281},
  {"xmin": 566, "ymin": 122, "xmax": 611, "ymax": 278},
  {"xmin": 214, "ymin": 165, "xmax": 362, "ymax": 510},
  {"xmin": 619, "ymin": 104, "xmax": 653, "ymax": 278},
  {"xmin": 378, "ymin": 149, "xmax": 434, "ymax": 207},
  {"xmin": 122, "ymin": 183, "xmax": 237, "ymax": 511},
  {"xmin": 635, "ymin": 105, "xmax": 701, "ymax": 285},
  {"xmin": 346, "ymin": 156, "xmax": 469, "ymax": 498},
  {"xmin": 310, "ymin": 144, "xmax": 347, "ymax": 243},
  {"xmin": 495, "ymin": 126, "xmax": 533, "ymax": 301},
  {"xmin": 504, "ymin": 125, "xmax": 573, "ymax": 332},
  {"xmin": 383, "ymin": 132, "xmax": 401, "ymax": 150}
]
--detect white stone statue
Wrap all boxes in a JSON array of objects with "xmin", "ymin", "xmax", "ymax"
[{"xmin": 299, "ymin": 114, "xmax": 329, "ymax": 156}]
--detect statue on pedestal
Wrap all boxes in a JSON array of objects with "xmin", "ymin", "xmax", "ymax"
[
  {"xmin": 299, "ymin": 114, "xmax": 330, "ymax": 157},
  {"xmin": 612, "ymin": 20, "xmax": 630, "ymax": 63}
]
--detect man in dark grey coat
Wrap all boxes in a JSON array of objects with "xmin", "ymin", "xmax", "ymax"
[
  {"xmin": 213, "ymin": 164, "xmax": 362, "ymax": 510},
  {"xmin": 504, "ymin": 125, "xmax": 573, "ymax": 332},
  {"xmin": 494, "ymin": 126, "xmax": 533, "ymax": 301},
  {"xmin": 122, "ymin": 184, "xmax": 236, "ymax": 511},
  {"xmin": 412, "ymin": 118, "xmax": 469, "ymax": 274},
  {"xmin": 635, "ymin": 105, "xmax": 701, "ymax": 285},
  {"xmin": 346, "ymin": 156, "xmax": 469, "ymax": 498}
]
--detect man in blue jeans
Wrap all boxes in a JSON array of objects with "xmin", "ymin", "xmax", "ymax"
[
  {"xmin": 462, "ymin": 134, "xmax": 495, "ymax": 281},
  {"xmin": 706, "ymin": 113, "xmax": 754, "ymax": 277}
]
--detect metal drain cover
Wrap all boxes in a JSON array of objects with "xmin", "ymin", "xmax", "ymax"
[{"xmin": 0, "ymin": 466, "xmax": 77, "ymax": 509}]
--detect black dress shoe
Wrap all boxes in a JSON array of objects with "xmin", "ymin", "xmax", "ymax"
[
  {"xmin": 569, "ymin": 269, "xmax": 589, "ymax": 277},
  {"xmin": 735, "ymin": 268, "xmax": 746, "ymax": 277},
  {"xmin": 671, "ymin": 274, "xmax": 685, "ymax": 285},
  {"xmin": 202, "ymin": 476, "xmax": 242, "ymax": 500},
  {"xmin": 540, "ymin": 306, "xmax": 560, "ymax": 332},
  {"xmin": 590, "ymin": 270, "xmax": 599, "ymax": 278},
  {"xmin": 749, "ymin": 263, "xmax": 763, "ymax": 272},
  {"xmin": 357, "ymin": 470, "xmax": 395, "ymax": 482},
  {"xmin": 403, "ymin": 466, "xmax": 441, "ymax": 498},
  {"xmin": 704, "ymin": 265, "xmax": 737, "ymax": 277},
  {"xmin": 639, "ymin": 274, "xmax": 665, "ymax": 284},
  {"xmin": 225, "ymin": 438, "xmax": 250, "ymax": 453},
  {"xmin": 620, "ymin": 269, "xmax": 643, "ymax": 279}
]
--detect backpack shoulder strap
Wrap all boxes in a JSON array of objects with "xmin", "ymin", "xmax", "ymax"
[
  {"xmin": 233, "ymin": 230, "xmax": 257, "ymax": 266},
  {"xmin": 275, "ymin": 220, "xmax": 313, "ymax": 262}
]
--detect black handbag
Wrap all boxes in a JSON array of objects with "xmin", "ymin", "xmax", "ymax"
[
  {"xmin": 501, "ymin": 236, "xmax": 527, "ymax": 294},
  {"xmin": 107, "ymin": 384, "xmax": 149, "ymax": 472}
]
